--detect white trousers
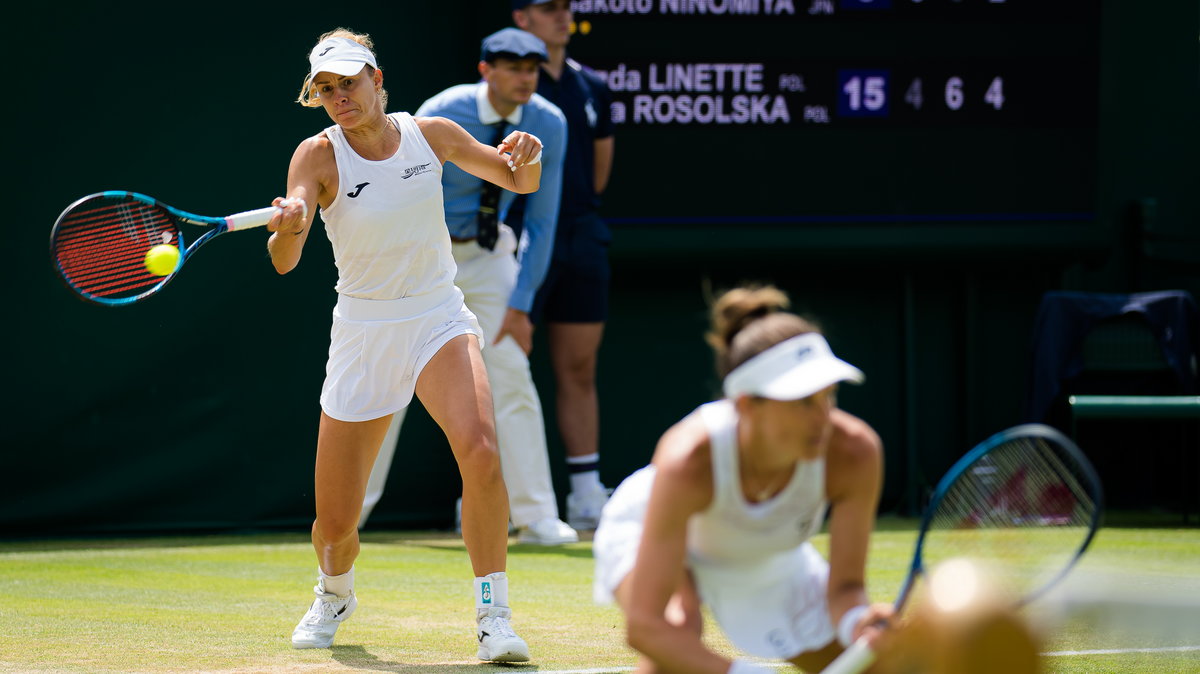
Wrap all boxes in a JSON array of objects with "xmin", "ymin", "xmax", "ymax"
[{"xmin": 359, "ymin": 225, "xmax": 559, "ymax": 528}]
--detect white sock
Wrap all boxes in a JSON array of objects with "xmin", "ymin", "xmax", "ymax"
[
  {"xmin": 567, "ymin": 453, "xmax": 603, "ymax": 493},
  {"xmin": 319, "ymin": 566, "xmax": 354, "ymax": 597},
  {"xmin": 474, "ymin": 571, "xmax": 509, "ymax": 620}
]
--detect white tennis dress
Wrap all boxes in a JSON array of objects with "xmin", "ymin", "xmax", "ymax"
[
  {"xmin": 318, "ymin": 112, "xmax": 482, "ymax": 422},
  {"xmin": 593, "ymin": 399, "xmax": 837, "ymax": 659}
]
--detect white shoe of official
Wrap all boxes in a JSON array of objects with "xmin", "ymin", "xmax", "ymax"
[
  {"xmin": 291, "ymin": 588, "xmax": 357, "ymax": 649},
  {"xmin": 566, "ymin": 487, "xmax": 612, "ymax": 530},
  {"xmin": 476, "ymin": 606, "xmax": 530, "ymax": 662},
  {"xmin": 516, "ymin": 517, "xmax": 579, "ymax": 545}
]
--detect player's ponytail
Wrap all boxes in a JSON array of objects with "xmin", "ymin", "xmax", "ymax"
[{"xmin": 707, "ymin": 285, "xmax": 819, "ymax": 378}]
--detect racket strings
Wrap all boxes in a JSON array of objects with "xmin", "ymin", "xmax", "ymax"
[
  {"xmin": 54, "ymin": 198, "xmax": 177, "ymax": 299},
  {"xmin": 923, "ymin": 437, "xmax": 1099, "ymax": 599},
  {"xmin": 942, "ymin": 438, "xmax": 1094, "ymax": 528}
]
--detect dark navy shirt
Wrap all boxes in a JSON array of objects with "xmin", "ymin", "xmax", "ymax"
[
  {"xmin": 513, "ymin": 56, "xmax": 614, "ymax": 226},
  {"xmin": 541, "ymin": 57, "xmax": 614, "ymax": 217}
]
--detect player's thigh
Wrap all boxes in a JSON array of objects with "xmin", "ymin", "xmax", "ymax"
[
  {"xmin": 415, "ymin": 334, "xmax": 495, "ymax": 449},
  {"xmin": 314, "ymin": 411, "xmax": 395, "ymax": 521}
]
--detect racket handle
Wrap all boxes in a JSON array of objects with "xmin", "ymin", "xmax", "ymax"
[
  {"xmin": 820, "ymin": 637, "xmax": 875, "ymax": 674},
  {"xmin": 224, "ymin": 199, "xmax": 308, "ymax": 231}
]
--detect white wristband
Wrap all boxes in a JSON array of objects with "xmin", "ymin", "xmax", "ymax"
[
  {"xmin": 521, "ymin": 132, "xmax": 543, "ymax": 166},
  {"xmin": 837, "ymin": 605, "xmax": 870, "ymax": 648},
  {"xmin": 728, "ymin": 659, "xmax": 774, "ymax": 674}
]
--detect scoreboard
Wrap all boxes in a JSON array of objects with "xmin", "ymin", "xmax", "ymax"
[
  {"xmin": 566, "ymin": 0, "xmax": 1100, "ymax": 235},
  {"xmin": 600, "ymin": 58, "xmax": 1085, "ymax": 127}
]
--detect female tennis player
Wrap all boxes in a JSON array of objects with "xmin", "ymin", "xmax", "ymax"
[
  {"xmin": 266, "ymin": 28, "xmax": 544, "ymax": 662},
  {"xmin": 593, "ymin": 285, "xmax": 893, "ymax": 673}
]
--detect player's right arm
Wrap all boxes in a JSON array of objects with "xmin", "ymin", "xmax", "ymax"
[
  {"xmin": 268, "ymin": 134, "xmax": 333, "ymax": 274},
  {"xmin": 623, "ymin": 416, "xmax": 731, "ymax": 674}
]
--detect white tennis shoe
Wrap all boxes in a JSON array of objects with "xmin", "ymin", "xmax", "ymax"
[
  {"xmin": 476, "ymin": 606, "xmax": 530, "ymax": 662},
  {"xmin": 566, "ymin": 487, "xmax": 612, "ymax": 530},
  {"xmin": 517, "ymin": 517, "xmax": 579, "ymax": 545},
  {"xmin": 291, "ymin": 588, "xmax": 357, "ymax": 649}
]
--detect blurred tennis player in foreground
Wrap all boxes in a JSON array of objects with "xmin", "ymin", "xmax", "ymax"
[
  {"xmin": 593, "ymin": 285, "xmax": 893, "ymax": 673},
  {"xmin": 875, "ymin": 557, "xmax": 1042, "ymax": 674},
  {"xmin": 266, "ymin": 28, "xmax": 543, "ymax": 662}
]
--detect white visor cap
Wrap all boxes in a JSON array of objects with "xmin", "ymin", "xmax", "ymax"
[
  {"xmin": 309, "ymin": 37, "xmax": 377, "ymax": 78},
  {"xmin": 722, "ymin": 333, "xmax": 864, "ymax": 401}
]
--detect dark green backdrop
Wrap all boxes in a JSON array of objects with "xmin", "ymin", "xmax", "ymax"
[{"xmin": 6, "ymin": 1, "xmax": 1197, "ymax": 536}]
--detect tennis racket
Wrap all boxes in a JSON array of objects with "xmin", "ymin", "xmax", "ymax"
[
  {"xmin": 821, "ymin": 423, "xmax": 1103, "ymax": 674},
  {"xmin": 50, "ymin": 191, "xmax": 305, "ymax": 306}
]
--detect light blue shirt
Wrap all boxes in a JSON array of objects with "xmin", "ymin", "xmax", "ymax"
[{"xmin": 416, "ymin": 82, "xmax": 567, "ymax": 312}]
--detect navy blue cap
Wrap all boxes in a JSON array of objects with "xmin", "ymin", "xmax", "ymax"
[
  {"xmin": 511, "ymin": 0, "xmax": 554, "ymax": 10},
  {"xmin": 480, "ymin": 27, "xmax": 548, "ymax": 63}
]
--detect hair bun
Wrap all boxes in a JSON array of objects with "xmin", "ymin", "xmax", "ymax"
[{"xmin": 708, "ymin": 285, "xmax": 790, "ymax": 349}]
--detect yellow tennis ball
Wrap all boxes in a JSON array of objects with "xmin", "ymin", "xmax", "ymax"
[{"xmin": 144, "ymin": 244, "xmax": 180, "ymax": 276}]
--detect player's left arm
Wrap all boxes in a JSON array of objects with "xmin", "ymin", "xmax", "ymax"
[
  {"xmin": 417, "ymin": 116, "xmax": 542, "ymax": 194},
  {"xmin": 623, "ymin": 418, "xmax": 732, "ymax": 674},
  {"xmin": 825, "ymin": 410, "xmax": 893, "ymax": 645}
]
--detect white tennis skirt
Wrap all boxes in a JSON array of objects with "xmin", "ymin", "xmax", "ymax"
[
  {"xmin": 593, "ymin": 465, "xmax": 837, "ymax": 660},
  {"xmin": 319, "ymin": 284, "xmax": 482, "ymax": 422}
]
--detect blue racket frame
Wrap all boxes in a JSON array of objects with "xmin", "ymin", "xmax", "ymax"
[
  {"xmin": 50, "ymin": 191, "xmax": 275, "ymax": 306},
  {"xmin": 895, "ymin": 422, "xmax": 1104, "ymax": 611}
]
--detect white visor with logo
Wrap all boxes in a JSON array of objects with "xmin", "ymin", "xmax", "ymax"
[
  {"xmin": 309, "ymin": 37, "xmax": 377, "ymax": 78},
  {"xmin": 722, "ymin": 333, "xmax": 864, "ymax": 401}
]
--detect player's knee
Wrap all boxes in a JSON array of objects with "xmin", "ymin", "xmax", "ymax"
[{"xmin": 453, "ymin": 431, "xmax": 501, "ymax": 482}]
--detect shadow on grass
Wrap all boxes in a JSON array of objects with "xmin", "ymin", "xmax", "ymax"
[
  {"xmin": 402, "ymin": 541, "xmax": 597, "ymax": 561},
  {"xmin": 360, "ymin": 531, "xmax": 599, "ymax": 560},
  {"xmin": 332, "ymin": 644, "xmax": 538, "ymax": 671},
  {"xmin": 0, "ymin": 530, "xmax": 314, "ymax": 553}
]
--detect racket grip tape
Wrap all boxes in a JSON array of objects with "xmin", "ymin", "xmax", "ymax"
[
  {"xmin": 819, "ymin": 637, "xmax": 875, "ymax": 674},
  {"xmin": 224, "ymin": 199, "xmax": 307, "ymax": 231}
]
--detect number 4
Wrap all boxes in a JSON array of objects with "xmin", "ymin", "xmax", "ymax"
[
  {"xmin": 985, "ymin": 76, "xmax": 1005, "ymax": 110},
  {"xmin": 905, "ymin": 77, "xmax": 923, "ymax": 110}
]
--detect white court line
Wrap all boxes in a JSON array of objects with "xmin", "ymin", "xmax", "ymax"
[
  {"xmin": 1043, "ymin": 645, "xmax": 1200, "ymax": 657},
  {"xmin": 532, "ymin": 669, "xmax": 633, "ymax": 674}
]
